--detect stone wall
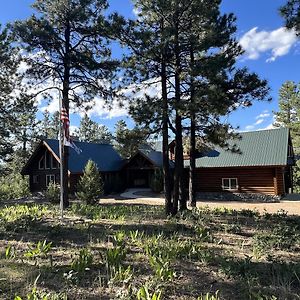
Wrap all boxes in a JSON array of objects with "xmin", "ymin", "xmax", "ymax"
[{"xmin": 196, "ymin": 192, "xmax": 281, "ymax": 203}]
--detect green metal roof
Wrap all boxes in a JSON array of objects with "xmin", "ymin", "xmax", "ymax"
[{"xmin": 184, "ymin": 128, "xmax": 290, "ymax": 168}]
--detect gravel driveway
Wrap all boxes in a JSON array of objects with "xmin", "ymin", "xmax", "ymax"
[{"xmin": 102, "ymin": 195, "xmax": 300, "ymax": 215}]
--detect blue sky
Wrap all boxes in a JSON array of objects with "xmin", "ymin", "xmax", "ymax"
[{"xmin": 1, "ymin": 0, "xmax": 300, "ymax": 133}]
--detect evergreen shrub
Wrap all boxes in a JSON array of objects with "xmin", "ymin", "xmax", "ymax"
[
  {"xmin": 76, "ymin": 160, "xmax": 104, "ymax": 205},
  {"xmin": 45, "ymin": 182, "xmax": 60, "ymax": 203}
]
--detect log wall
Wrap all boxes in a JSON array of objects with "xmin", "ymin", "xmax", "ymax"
[{"xmin": 194, "ymin": 167, "xmax": 285, "ymax": 196}]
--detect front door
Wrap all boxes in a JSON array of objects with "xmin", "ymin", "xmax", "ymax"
[{"xmin": 128, "ymin": 169, "xmax": 151, "ymax": 188}]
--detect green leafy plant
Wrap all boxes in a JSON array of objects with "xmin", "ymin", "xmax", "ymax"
[
  {"xmin": 149, "ymin": 255, "xmax": 176, "ymax": 281},
  {"xmin": 71, "ymin": 248, "xmax": 93, "ymax": 273},
  {"xmin": 0, "ymin": 204, "xmax": 47, "ymax": 232},
  {"xmin": 137, "ymin": 285, "xmax": 162, "ymax": 300},
  {"xmin": 109, "ymin": 265, "xmax": 133, "ymax": 285},
  {"xmin": 194, "ymin": 225, "xmax": 213, "ymax": 242},
  {"xmin": 105, "ymin": 246, "xmax": 127, "ymax": 273},
  {"xmin": 198, "ymin": 291, "xmax": 220, "ymax": 300},
  {"xmin": 24, "ymin": 240, "xmax": 52, "ymax": 259},
  {"xmin": 5, "ymin": 244, "xmax": 16, "ymax": 260},
  {"xmin": 44, "ymin": 182, "xmax": 60, "ymax": 204}
]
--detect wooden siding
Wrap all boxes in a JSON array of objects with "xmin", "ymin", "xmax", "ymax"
[
  {"xmin": 28, "ymin": 145, "xmax": 60, "ymax": 192},
  {"xmin": 194, "ymin": 167, "xmax": 286, "ymax": 196},
  {"xmin": 274, "ymin": 167, "xmax": 285, "ymax": 195}
]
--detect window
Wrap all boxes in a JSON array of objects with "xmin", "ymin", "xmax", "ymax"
[
  {"xmin": 51, "ymin": 156, "xmax": 58, "ymax": 169},
  {"xmin": 38, "ymin": 156, "xmax": 44, "ymax": 170},
  {"xmin": 46, "ymin": 174, "xmax": 55, "ymax": 186},
  {"xmin": 222, "ymin": 178, "xmax": 238, "ymax": 191},
  {"xmin": 33, "ymin": 175, "xmax": 39, "ymax": 184},
  {"xmin": 45, "ymin": 151, "xmax": 51, "ymax": 169}
]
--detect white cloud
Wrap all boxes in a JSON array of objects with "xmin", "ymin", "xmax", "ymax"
[
  {"xmin": 256, "ymin": 113, "xmax": 270, "ymax": 119},
  {"xmin": 262, "ymin": 123, "xmax": 275, "ymax": 130},
  {"xmin": 245, "ymin": 125, "xmax": 255, "ymax": 131},
  {"xmin": 29, "ymin": 67, "xmax": 161, "ymax": 121},
  {"xmin": 239, "ymin": 27, "xmax": 297, "ymax": 62},
  {"xmin": 255, "ymin": 119, "xmax": 264, "ymax": 125},
  {"xmin": 77, "ymin": 96, "xmax": 128, "ymax": 119}
]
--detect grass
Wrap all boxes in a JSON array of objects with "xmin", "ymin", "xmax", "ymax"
[{"xmin": 0, "ymin": 201, "xmax": 299, "ymax": 299}]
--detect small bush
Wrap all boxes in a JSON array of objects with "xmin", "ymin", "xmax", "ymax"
[
  {"xmin": 45, "ymin": 182, "xmax": 60, "ymax": 203},
  {"xmin": 0, "ymin": 173, "xmax": 30, "ymax": 201},
  {"xmin": 76, "ymin": 160, "xmax": 104, "ymax": 204}
]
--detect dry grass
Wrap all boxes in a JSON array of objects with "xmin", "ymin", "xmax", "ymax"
[{"xmin": 0, "ymin": 200, "xmax": 299, "ymax": 300}]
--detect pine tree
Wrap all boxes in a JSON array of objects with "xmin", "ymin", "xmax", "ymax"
[
  {"xmin": 274, "ymin": 81, "xmax": 300, "ymax": 142},
  {"xmin": 76, "ymin": 114, "xmax": 113, "ymax": 143},
  {"xmin": 13, "ymin": 0, "xmax": 120, "ymax": 207},
  {"xmin": 121, "ymin": 0, "xmax": 270, "ymax": 213},
  {"xmin": 280, "ymin": 0, "xmax": 300, "ymax": 34},
  {"xmin": 13, "ymin": 96, "xmax": 40, "ymax": 153},
  {"xmin": 40, "ymin": 110, "xmax": 60, "ymax": 139},
  {"xmin": 274, "ymin": 81, "xmax": 300, "ymax": 191},
  {"xmin": 114, "ymin": 0, "xmax": 176, "ymax": 214},
  {"xmin": 0, "ymin": 25, "xmax": 23, "ymax": 161},
  {"xmin": 76, "ymin": 160, "xmax": 104, "ymax": 205},
  {"xmin": 176, "ymin": 1, "xmax": 270, "ymax": 206},
  {"xmin": 114, "ymin": 120, "xmax": 148, "ymax": 159}
]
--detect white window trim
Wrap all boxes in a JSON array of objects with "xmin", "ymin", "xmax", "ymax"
[
  {"xmin": 46, "ymin": 174, "xmax": 55, "ymax": 186},
  {"xmin": 51, "ymin": 156, "xmax": 57, "ymax": 169},
  {"xmin": 222, "ymin": 178, "xmax": 238, "ymax": 191},
  {"xmin": 38, "ymin": 156, "xmax": 44, "ymax": 170},
  {"xmin": 45, "ymin": 151, "xmax": 50, "ymax": 170},
  {"xmin": 33, "ymin": 175, "xmax": 39, "ymax": 184}
]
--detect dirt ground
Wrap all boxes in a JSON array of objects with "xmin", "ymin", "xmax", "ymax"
[
  {"xmin": 196, "ymin": 200, "xmax": 300, "ymax": 215},
  {"xmin": 101, "ymin": 197, "xmax": 300, "ymax": 215}
]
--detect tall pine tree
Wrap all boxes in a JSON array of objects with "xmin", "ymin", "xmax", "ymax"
[
  {"xmin": 114, "ymin": 0, "xmax": 177, "ymax": 214},
  {"xmin": 0, "ymin": 25, "xmax": 23, "ymax": 161},
  {"xmin": 274, "ymin": 81, "xmax": 300, "ymax": 191},
  {"xmin": 120, "ymin": 0, "xmax": 270, "ymax": 213},
  {"xmin": 13, "ymin": 0, "xmax": 119, "ymax": 207},
  {"xmin": 77, "ymin": 114, "xmax": 113, "ymax": 143}
]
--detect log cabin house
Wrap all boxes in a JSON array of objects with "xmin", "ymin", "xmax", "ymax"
[{"xmin": 22, "ymin": 128, "xmax": 295, "ymax": 198}]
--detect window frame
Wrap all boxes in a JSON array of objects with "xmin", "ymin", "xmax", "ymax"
[
  {"xmin": 222, "ymin": 178, "xmax": 238, "ymax": 191},
  {"xmin": 45, "ymin": 151, "xmax": 51, "ymax": 170},
  {"xmin": 51, "ymin": 156, "xmax": 58, "ymax": 169},
  {"xmin": 46, "ymin": 174, "xmax": 55, "ymax": 186},
  {"xmin": 33, "ymin": 175, "xmax": 39, "ymax": 184},
  {"xmin": 38, "ymin": 156, "xmax": 44, "ymax": 170}
]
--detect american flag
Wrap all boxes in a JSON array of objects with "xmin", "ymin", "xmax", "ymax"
[
  {"xmin": 61, "ymin": 106, "xmax": 70, "ymax": 142},
  {"xmin": 61, "ymin": 106, "xmax": 82, "ymax": 154}
]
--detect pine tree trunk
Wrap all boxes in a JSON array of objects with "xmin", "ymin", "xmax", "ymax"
[
  {"xmin": 189, "ymin": 114, "xmax": 196, "ymax": 207},
  {"xmin": 189, "ymin": 46, "xmax": 196, "ymax": 207},
  {"xmin": 62, "ymin": 19, "xmax": 71, "ymax": 209},
  {"xmin": 161, "ymin": 19, "xmax": 173, "ymax": 216},
  {"xmin": 173, "ymin": 3, "xmax": 187, "ymax": 213}
]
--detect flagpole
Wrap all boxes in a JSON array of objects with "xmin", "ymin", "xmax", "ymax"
[{"xmin": 59, "ymin": 92, "xmax": 64, "ymax": 219}]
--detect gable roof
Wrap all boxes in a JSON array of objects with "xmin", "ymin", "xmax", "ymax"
[
  {"xmin": 138, "ymin": 148, "xmax": 164, "ymax": 167},
  {"xmin": 23, "ymin": 139, "xmax": 124, "ymax": 174},
  {"xmin": 46, "ymin": 139, "xmax": 124, "ymax": 173},
  {"xmin": 184, "ymin": 128, "xmax": 291, "ymax": 168},
  {"xmin": 123, "ymin": 147, "xmax": 173, "ymax": 169}
]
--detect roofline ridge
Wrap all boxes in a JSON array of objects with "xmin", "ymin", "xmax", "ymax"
[{"xmin": 239, "ymin": 127, "xmax": 287, "ymax": 134}]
